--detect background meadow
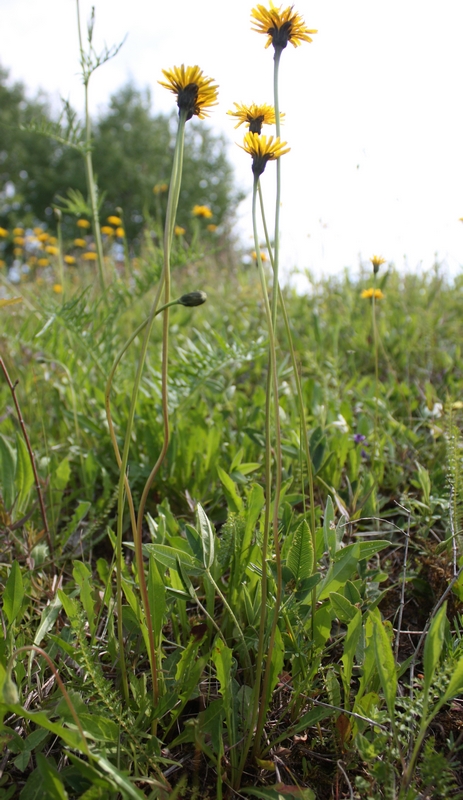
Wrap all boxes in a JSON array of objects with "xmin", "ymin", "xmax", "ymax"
[{"xmin": 1, "ymin": 3, "xmax": 463, "ymax": 799}]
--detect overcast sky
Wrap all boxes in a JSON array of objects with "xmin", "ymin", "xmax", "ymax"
[{"xmin": 2, "ymin": 0, "xmax": 463, "ymax": 285}]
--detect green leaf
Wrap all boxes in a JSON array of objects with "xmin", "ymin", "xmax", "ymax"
[
  {"xmin": 423, "ymin": 601, "xmax": 447, "ymax": 695},
  {"xmin": 370, "ymin": 610, "xmax": 397, "ymax": 719},
  {"xmin": 3, "ymin": 561, "xmax": 24, "ymax": 626},
  {"xmin": 36, "ymin": 753, "xmax": 69, "ymax": 799},
  {"xmin": 196, "ymin": 503, "xmax": 215, "ymax": 569},
  {"xmin": 341, "ymin": 608, "xmax": 362, "ymax": 690},
  {"xmin": 287, "ymin": 520, "xmax": 313, "ymax": 584},
  {"xmin": 53, "ymin": 457, "xmax": 71, "ymax": 492},
  {"xmin": 217, "ymin": 465, "xmax": 243, "ymax": 513},
  {"xmin": 330, "ymin": 591, "xmax": 358, "ymax": 623},
  {"xmin": 0, "ymin": 434, "xmax": 16, "ymax": 511},
  {"xmin": 441, "ymin": 655, "xmax": 463, "ymax": 704},
  {"xmin": 148, "ymin": 554, "xmax": 167, "ymax": 646},
  {"xmin": 15, "ymin": 434, "xmax": 35, "ymax": 513},
  {"xmin": 211, "ymin": 638, "xmax": 237, "ymax": 750},
  {"xmin": 143, "ymin": 543, "xmax": 204, "ymax": 576}
]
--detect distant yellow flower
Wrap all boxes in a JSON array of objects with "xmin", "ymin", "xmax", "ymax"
[
  {"xmin": 13, "ymin": 236, "xmax": 25, "ymax": 246},
  {"xmin": 36, "ymin": 277, "xmax": 44, "ymax": 285},
  {"xmin": 370, "ymin": 255, "xmax": 386, "ymax": 274},
  {"xmin": 361, "ymin": 288, "xmax": 385, "ymax": 300},
  {"xmin": 0, "ymin": 259, "xmax": 6, "ymax": 268},
  {"xmin": 64, "ymin": 255, "xmax": 76, "ymax": 265},
  {"xmin": 77, "ymin": 219, "xmax": 91, "ymax": 229},
  {"xmin": 251, "ymin": 3, "xmax": 317, "ymax": 50},
  {"xmin": 37, "ymin": 258, "xmax": 49, "ymax": 267},
  {"xmin": 192, "ymin": 205, "xmax": 213, "ymax": 219},
  {"xmin": 239, "ymin": 132, "xmax": 290, "ymax": 176},
  {"xmin": 38, "ymin": 232, "xmax": 49, "ymax": 242},
  {"xmin": 33, "ymin": 227, "xmax": 43, "ymax": 236},
  {"xmin": 45, "ymin": 245, "xmax": 59, "ymax": 255},
  {"xmin": 227, "ymin": 102, "xmax": 283, "ymax": 134},
  {"xmin": 74, "ymin": 238, "xmax": 86, "ymax": 248},
  {"xmin": 153, "ymin": 183, "xmax": 168, "ymax": 194},
  {"xmin": 207, "ymin": 224, "xmax": 218, "ymax": 232},
  {"xmin": 13, "ymin": 247, "xmax": 23, "ymax": 256},
  {"xmin": 53, "ymin": 284, "xmax": 63, "ymax": 294},
  {"xmin": 253, "ymin": 250, "xmax": 269, "ymax": 262},
  {"xmin": 48, "ymin": 236, "xmax": 57, "ymax": 245},
  {"xmin": 83, "ymin": 252, "xmax": 98, "ymax": 261},
  {"xmin": 115, "ymin": 227, "xmax": 125, "ymax": 238},
  {"xmin": 107, "ymin": 215, "xmax": 122, "ymax": 226},
  {"xmin": 159, "ymin": 65, "xmax": 219, "ymax": 120},
  {"xmin": 101, "ymin": 226, "xmax": 114, "ymax": 235},
  {"xmin": 0, "ymin": 227, "xmax": 8, "ymax": 237},
  {"xmin": 13, "ymin": 227, "xmax": 24, "ymax": 236},
  {"xmin": 28, "ymin": 256, "xmax": 38, "ymax": 266},
  {"xmin": 174, "ymin": 225, "xmax": 186, "ymax": 236}
]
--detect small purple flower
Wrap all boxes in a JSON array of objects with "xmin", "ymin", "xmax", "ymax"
[{"xmin": 353, "ymin": 434, "xmax": 366, "ymax": 444}]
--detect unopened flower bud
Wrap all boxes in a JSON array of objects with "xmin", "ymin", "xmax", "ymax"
[{"xmin": 178, "ymin": 291, "xmax": 207, "ymax": 307}]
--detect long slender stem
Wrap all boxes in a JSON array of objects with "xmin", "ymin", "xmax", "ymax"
[
  {"xmin": 271, "ymin": 47, "xmax": 283, "ymax": 331},
  {"xmin": 114, "ymin": 111, "xmax": 186, "ymax": 709}
]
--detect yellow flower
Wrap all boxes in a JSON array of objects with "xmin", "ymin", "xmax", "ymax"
[
  {"xmin": 361, "ymin": 288, "xmax": 385, "ymax": 300},
  {"xmin": 115, "ymin": 227, "xmax": 125, "ymax": 238},
  {"xmin": 74, "ymin": 238, "xmax": 86, "ymax": 248},
  {"xmin": 239, "ymin": 132, "xmax": 290, "ymax": 176},
  {"xmin": 153, "ymin": 183, "xmax": 168, "ymax": 194},
  {"xmin": 64, "ymin": 255, "xmax": 76, "ymax": 265},
  {"xmin": 83, "ymin": 252, "xmax": 98, "ymax": 261},
  {"xmin": 107, "ymin": 215, "xmax": 122, "ymax": 226},
  {"xmin": 370, "ymin": 255, "xmax": 386, "ymax": 274},
  {"xmin": 192, "ymin": 205, "xmax": 213, "ymax": 219},
  {"xmin": 48, "ymin": 236, "xmax": 58, "ymax": 245},
  {"xmin": 37, "ymin": 258, "xmax": 49, "ymax": 267},
  {"xmin": 13, "ymin": 236, "xmax": 25, "ymax": 246},
  {"xmin": 77, "ymin": 219, "xmax": 91, "ymax": 229},
  {"xmin": 45, "ymin": 245, "xmax": 59, "ymax": 255},
  {"xmin": 0, "ymin": 259, "xmax": 6, "ymax": 268},
  {"xmin": 251, "ymin": 2, "xmax": 317, "ymax": 50},
  {"xmin": 13, "ymin": 247, "xmax": 23, "ymax": 256},
  {"xmin": 38, "ymin": 232, "xmax": 49, "ymax": 242},
  {"xmin": 207, "ymin": 224, "xmax": 218, "ymax": 232},
  {"xmin": 101, "ymin": 226, "xmax": 114, "ymax": 235},
  {"xmin": 159, "ymin": 65, "xmax": 218, "ymax": 120},
  {"xmin": 227, "ymin": 102, "xmax": 284, "ymax": 134},
  {"xmin": 53, "ymin": 284, "xmax": 63, "ymax": 294},
  {"xmin": 252, "ymin": 250, "xmax": 269, "ymax": 262},
  {"xmin": 174, "ymin": 225, "xmax": 186, "ymax": 236},
  {"xmin": 0, "ymin": 227, "xmax": 8, "ymax": 237},
  {"xmin": 13, "ymin": 227, "xmax": 24, "ymax": 236},
  {"xmin": 33, "ymin": 227, "xmax": 43, "ymax": 236},
  {"xmin": 28, "ymin": 256, "xmax": 38, "ymax": 266}
]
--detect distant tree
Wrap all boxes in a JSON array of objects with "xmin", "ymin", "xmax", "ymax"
[{"xmin": 0, "ymin": 69, "xmax": 242, "ymax": 240}]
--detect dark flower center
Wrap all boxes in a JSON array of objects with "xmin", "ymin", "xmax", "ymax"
[
  {"xmin": 177, "ymin": 82, "xmax": 200, "ymax": 120},
  {"xmin": 268, "ymin": 20, "xmax": 293, "ymax": 49}
]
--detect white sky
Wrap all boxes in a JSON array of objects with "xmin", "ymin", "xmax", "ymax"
[{"xmin": 1, "ymin": 0, "xmax": 463, "ymax": 285}]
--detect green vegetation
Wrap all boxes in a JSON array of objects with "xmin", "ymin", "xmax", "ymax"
[{"xmin": 1, "ymin": 3, "xmax": 463, "ymax": 798}]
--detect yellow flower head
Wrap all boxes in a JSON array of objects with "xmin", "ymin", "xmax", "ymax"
[
  {"xmin": 13, "ymin": 247, "xmax": 23, "ymax": 256},
  {"xmin": 45, "ymin": 245, "xmax": 59, "ymax": 255},
  {"xmin": 159, "ymin": 65, "xmax": 218, "ymax": 120},
  {"xmin": 153, "ymin": 183, "xmax": 168, "ymax": 195},
  {"xmin": 252, "ymin": 250, "xmax": 269, "ymax": 262},
  {"xmin": 13, "ymin": 227, "xmax": 24, "ymax": 236},
  {"xmin": 13, "ymin": 236, "xmax": 25, "ymax": 246},
  {"xmin": 48, "ymin": 236, "xmax": 57, "ymax": 245},
  {"xmin": 370, "ymin": 255, "xmax": 386, "ymax": 274},
  {"xmin": 239, "ymin": 132, "xmax": 290, "ymax": 176},
  {"xmin": 174, "ymin": 225, "xmax": 186, "ymax": 236},
  {"xmin": 53, "ymin": 284, "xmax": 63, "ymax": 294},
  {"xmin": 64, "ymin": 255, "xmax": 76, "ymax": 265},
  {"xmin": 107, "ymin": 215, "xmax": 122, "ymax": 226},
  {"xmin": 37, "ymin": 258, "xmax": 49, "ymax": 267},
  {"xmin": 115, "ymin": 227, "xmax": 125, "ymax": 238},
  {"xmin": 38, "ymin": 232, "xmax": 49, "ymax": 242},
  {"xmin": 101, "ymin": 226, "xmax": 114, "ymax": 235},
  {"xmin": 361, "ymin": 288, "xmax": 385, "ymax": 300},
  {"xmin": 0, "ymin": 259, "xmax": 6, "ymax": 268},
  {"xmin": 83, "ymin": 251, "xmax": 98, "ymax": 261},
  {"xmin": 77, "ymin": 219, "xmax": 91, "ymax": 229},
  {"xmin": 0, "ymin": 227, "xmax": 8, "ymax": 237},
  {"xmin": 192, "ymin": 205, "xmax": 213, "ymax": 219},
  {"xmin": 74, "ymin": 238, "xmax": 86, "ymax": 248},
  {"xmin": 251, "ymin": 2, "xmax": 317, "ymax": 50},
  {"xmin": 207, "ymin": 224, "xmax": 218, "ymax": 232},
  {"xmin": 33, "ymin": 227, "xmax": 43, "ymax": 236},
  {"xmin": 227, "ymin": 102, "xmax": 284, "ymax": 134}
]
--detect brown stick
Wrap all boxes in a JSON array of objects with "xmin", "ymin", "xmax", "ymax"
[{"xmin": 0, "ymin": 357, "xmax": 52, "ymax": 555}]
